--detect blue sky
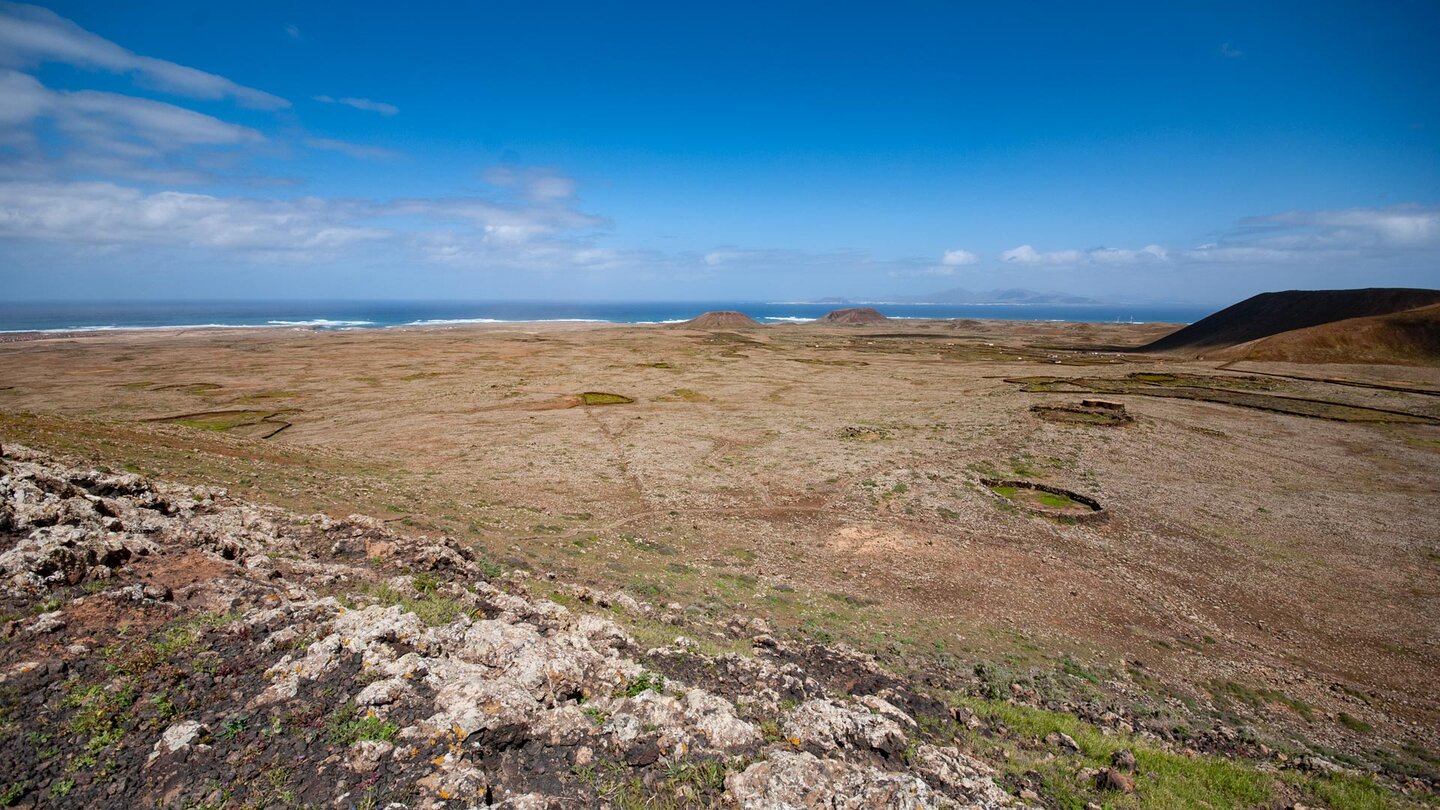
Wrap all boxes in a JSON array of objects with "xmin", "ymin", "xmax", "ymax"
[{"xmin": 1, "ymin": 1, "xmax": 1437, "ymax": 304}]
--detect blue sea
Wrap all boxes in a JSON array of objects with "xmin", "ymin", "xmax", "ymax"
[{"xmin": 0, "ymin": 300, "xmax": 1211, "ymax": 333}]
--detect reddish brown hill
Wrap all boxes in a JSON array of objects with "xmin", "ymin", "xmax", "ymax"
[
  {"xmin": 1213, "ymin": 303, "xmax": 1440, "ymax": 366},
  {"xmin": 1141, "ymin": 288, "xmax": 1440, "ymax": 355},
  {"xmin": 683, "ymin": 310, "xmax": 762, "ymax": 329},
  {"xmin": 819, "ymin": 307, "xmax": 889, "ymax": 325}
]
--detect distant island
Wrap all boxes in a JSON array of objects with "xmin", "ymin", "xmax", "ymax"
[{"xmin": 808, "ymin": 287, "xmax": 1102, "ymax": 305}]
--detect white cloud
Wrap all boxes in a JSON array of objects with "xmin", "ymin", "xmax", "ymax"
[
  {"xmin": 1220, "ymin": 42, "xmax": 1244, "ymax": 58},
  {"xmin": 0, "ymin": 169, "xmax": 610, "ymax": 267},
  {"xmin": 1000, "ymin": 244, "xmax": 1083, "ymax": 265},
  {"xmin": 941, "ymin": 248, "xmax": 979, "ymax": 266},
  {"xmin": 312, "ymin": 95, "xmax": 399, "ymax": 116},
  {"xmin": 284, "ymin": 24, "xmax": 301, "ymax": 40},
  {"xmin": 0, "ymin": 2, "xmax": 288, "ymax": 109}
]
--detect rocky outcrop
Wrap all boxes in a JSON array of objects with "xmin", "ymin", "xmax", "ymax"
[{"xmin": 0, "ymin": 444, "xmax": 1022, "ymax": 809}]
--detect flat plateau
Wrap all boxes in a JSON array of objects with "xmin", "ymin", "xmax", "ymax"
[{"xmin": 2, "ymin": 317, "xmax": 1437, "ymax": 772}]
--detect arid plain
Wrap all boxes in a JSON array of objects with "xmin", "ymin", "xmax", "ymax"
[{"xmin": 2, "ymin": 317, "xmax": 1438, "ymax": 778}]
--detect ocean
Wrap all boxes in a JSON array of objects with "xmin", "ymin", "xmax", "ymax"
[{"xmin": 0, "ymin": 300, "xmax": 1212, "ymax": 333}]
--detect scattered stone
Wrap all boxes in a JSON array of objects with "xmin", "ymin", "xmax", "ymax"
[
  {"xmin": 26, "ymin": 610, "xmax": 66, "ymax": 634},
  {"xmin": 1094, "ymin": 768, "xmax": 1135, "ymax": 793},
  {"xmin": 156, "ymin": 721, "xmax": 205, "ymax": 755},
  {"xmin": 345, "ymin": 740, "xmax": 394, "ymax": 773},
  {"xmin": 1045, "ymin": 731, "xmax": 1081, "ymax": 753}
]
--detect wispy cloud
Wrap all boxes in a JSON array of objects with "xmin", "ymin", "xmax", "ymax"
[
  {"xmin": 284, "ymin": 24, "xmax": 301, "ymax": 41},
  {"xmin": 312, "ymin": 95, "xmax": 399, "ymax": 116},
  {"xmin": 0, "ymin": 2, "xmax": 288, "ymax": 109},
  {"xmin": 303, "ymin": 137, "xmax": 398, "ymax": 160},
  {"xmin": 0, "ymin": 69, "xmax": 265, "ymax": 182},
  {"xmin": 1220, "ymin": 41, "xmax": 1244, "ymax": 58},
  {"xmin": 1235, "ymin": 205, "xmax": 1440, "ymax": 249},
  {"xmin": 990, "ymin": 205, "xmax": 1440, "ymax": 271},
  {"xmin": 0, "ymin": 181, "xmax": 386, "ymax": 257},
  {"xmin": 483, "ymin": 166, "xmax": 578, "ymax": 203}
]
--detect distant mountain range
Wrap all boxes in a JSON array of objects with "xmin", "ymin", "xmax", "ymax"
[{"xmin": 811, "ymin": 287, "xmax": 1102, "ymax": 305}]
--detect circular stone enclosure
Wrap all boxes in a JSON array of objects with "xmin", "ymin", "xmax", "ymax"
[{"xmin": 980, "ymin": 477, "xmax": 1107, "ymax": 523}]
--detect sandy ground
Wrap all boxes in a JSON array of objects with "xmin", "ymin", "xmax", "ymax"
[{"xmin": 2, "ymin": 318, "xmax": 1437, "ymax": 756}]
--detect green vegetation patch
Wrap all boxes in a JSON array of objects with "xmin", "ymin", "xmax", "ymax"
[
  {"xmin": 1009, "ymin": 374, "xmax": 1438, "ymax": 424},
  {"xmin": 167, "ymin": 410, "xmax": 277, "ymax": 431},
  {"xmin": 153, "ymin": 382, "xmax": 224, "ymax": 395},
  {"xmin": 579, "ymin": 391, "xmax": 635, "ymax": 406},
  {"xmin": 1038, "ymin": 491, "xmax": 1077, "ymax": 509},
  {"xmin": 1338, "ymin": 712, "xmax": 1374, "ymax": 733},
  {"xmin": 156, "ymin": 409, "xmax": 297, "ymax": 439},
  {"xmin": 657, "ymin": 388, "xmax": 710, "ymax": 402},
  {"xmin": 346, "ymin": 581, "xmax": 471, "ymax": 626},
  {"xmin": 951, "ymin": 697, "xmax": 1418, "ymax": 809},
  {"xmin": 1208, "ymin": 680, "xmax": 1315, "ymax": 721}
]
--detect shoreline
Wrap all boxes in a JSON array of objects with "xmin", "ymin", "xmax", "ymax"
[{"xmin": 0, "ymin": 315, "xmax": 1187, "ymax": 344}]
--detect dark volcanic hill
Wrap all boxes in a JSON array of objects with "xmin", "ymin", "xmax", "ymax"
[
  {"xmin": 1213, "ymin": 303, "xmax": 1440, "ymax": 366},
  {"xmin": 683, "ymin": 310, "xmax": 762, "ymax": 329},
  {"xmin": 1140, "ymin": 288, "xmax": 1440, "ymax": 355},
  {"xmin": 819, "ymin": 307, "xmax": 889, "ymax": 325}
]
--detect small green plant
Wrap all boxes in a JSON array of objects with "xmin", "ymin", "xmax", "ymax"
[
  {"xmin": 328, "ymin": 703, "xmax": 399, "ymax": 745},
  {"xmin": 0, "ymin": 782, "xmax": 25, "ymax": 806},
  {"xmin": 64, "ymin": 681, "xmax": 136, "ymax": 752},
  {"xmin": 663, "ymin": 758, "xmax": 729, "ymax": 795},
  {"xmin": 621, "ymin": 671, "xmax": 665, "ymax": 697},
  {"xmin": 50, "ymin": 778, "xmax": 75, "ymax": 799},
  {"xmin": 759, "ymin": 719, "xmax": 783, "ymax": 743},
  {"xmin": 412, "ymin": 572, "xmax": 441, "ymax": 595},
  {"xmin": 219, "ymin": 715, "xmax": 248, "ymax": 739},
  {"xmin": 582, "ymin": 706, "xmax": 609, "ymax": 725}
]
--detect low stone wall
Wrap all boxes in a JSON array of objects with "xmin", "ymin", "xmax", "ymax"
[
  {"xmin": 1030, "ymin": 403, "xmax": 1133, "ymax": 426},
  {"xmin": 979, "ymin": 477, "xmax": 1109, "ymax": 524}
]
